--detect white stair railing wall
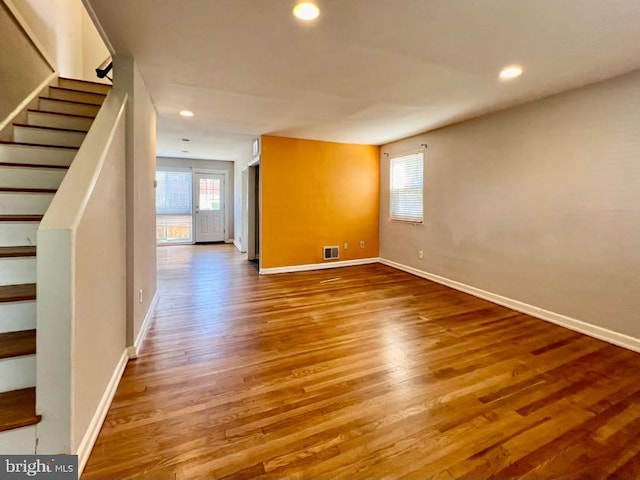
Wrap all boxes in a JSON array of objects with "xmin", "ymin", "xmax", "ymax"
[{"xmin": 37, "ymin": 89, "xmax": 128, "ymax": 470}]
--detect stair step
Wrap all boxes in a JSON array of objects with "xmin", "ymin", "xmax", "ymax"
[
  {"xmin": 49, "ymin": 86, "xmax": 107, "ymax": 106},
  {"xmin": 0, "ymin": 247, "xmax": 35, "ymax": 258},
  {"xmin": 0, "ymin": 165, "xmax": 66, "ymax": 190},
  {"xmin": 0, "ymin": 141, "xmax": 78, "ymax": 151},
  {"xmin": 0, "ymin": 302, "xmax": 36, "ymax": 334},
  {"xmin": 0, "ymin": 245, "xmax": 37, "ymax": 286},
  {"xmin": 0, "ymin": 191, "xmax": 55, "ymax": 215},
  {"xmin": 0, "ymin": 187, "xmax": 56, "ymax": 193},
  {"xmin": 0, "ymin": 356, "xmax": 35, "ymax": 393},
  {"xmin": 58, "ymin": 77, "xmax": 111, "ymax": 95},
  {"xmin": 27, "ymin": 110, "xmax": 93, "ymax": 131},
  {"xmin": 13, "ymin": 124, "xmax": 86, "ymax": 148},
  {"xmin": 38, "ymin": 98, "xmax": 100, "ymax": 117},
  {"xmin": 0, "ymin": 424, "xmax": 36, "ymax": 454},
  {"xmin": 0, "ymin": 330, "xmax": 35, "ymax": 360},
  {"xmin": 0, "ymin": 162, "xmax": 68, "ymax": 170},
  {"xmin": 0, "ymin": 221, "xmax": 38, "ymax": 248},
  {"xmin": 0, "ymin": 388, "xmax": 41, "ymax": 433},
  {"xmin": 0, "ymin": 141, "xmax": 77, "ymax": 167},
  {"xmin": 0, "ymin": 284, "xmax": 36, "ymax": 303},
  {"xmin": 0, "ymin": 215, "xmax": 42, "ymax": 222},
  {"xmin": 14, "ymin": 124, "xmax": 87, "ymax": 134},
  {"xmin": 0, "ymin": 256, "xmax": 35, "ymax": 286}
]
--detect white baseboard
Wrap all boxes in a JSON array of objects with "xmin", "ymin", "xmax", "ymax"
[
  {"xmin": 233, "ymin": 239, "xmax": 241, "ymax": 251},
  {"xmin": 76, "ymin": 348, "xmax": 128, "ymax": 475},
  {"xmin": 379, "ymin": 258, "xmax": 640, "ymax": 354},
  {"xmin": 260, "ymin": 257, "xmax": 380, "ymax": 275},
  {"xmin": 128, "ymin": 291, "xmax": 159, "ymax": 359}
]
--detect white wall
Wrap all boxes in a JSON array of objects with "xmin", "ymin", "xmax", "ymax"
[
  {"xmin": 0, "ymin": 1, "xmax": 53, "ymax": 132},
  {"xmin": 380, "ymin": 69, "xmax": 640, "ymax": 342},
  {"xmin": 72, "ymin": 112, "xmax": 126, "ymax": 453},
  {"xmin": 113, "ymin": 56, "xmax": 158, "ymax": 351},
  {"xmin": 158, "ymin": 156, "xmax": 235, "ymax": 241},
  {"xmin": 233, "ymin": 143, "xmax": 255, "ymax": 251},
  {"xmin": 10, "ymin": 0, "xmax": 109, "ymax": 81},
  {"xmin": 131, "ymin": 62, "xmax": 157, "ymax": 349},
  {"xmin": 81, "ymin": 7, "xmax": 109, "ymax": 81}
]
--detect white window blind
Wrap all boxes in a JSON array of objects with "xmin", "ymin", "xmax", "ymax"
[
  {"xmin": 389, "ymin": 151, "xmax": 424, "ymax": 223},
  {"xmin": 156, "ymin": 170, "xmax": 193, "ymax": 244},
  {"xmin": 155, "ymin": 170, "xmax": 192, "ymax": 215}
]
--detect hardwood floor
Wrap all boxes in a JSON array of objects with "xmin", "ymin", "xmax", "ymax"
[{"xmin": 83, "ymin": 244, "xmax": 640, "ymax": 479}]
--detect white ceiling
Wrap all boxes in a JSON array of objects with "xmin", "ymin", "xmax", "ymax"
[{"xmin": 87, "ymin": 0, "xmax": 640, "ymax": 161}]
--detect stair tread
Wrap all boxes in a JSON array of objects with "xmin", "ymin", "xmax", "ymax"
[
  {"xmin": 0, "ymin": 162, "xmax": 69, "ymax": 170},
  {"xmin": 59, "ymin": 77, "xmax": 112, "ymax": 87},
  {"xmin": 13, "ymin": 123, "xmax": 89, "ymax": 134},
  {"xmin": 0, "ymin": 246, "xmax": 36, "ymax": 258},
  {"xmin": 0, "ymin": 388, "xmax": 41, "ymax": 433},
  {"xmin": 39, "ymin": 96, "xmax": 102, "ymax": 108},
  {"xmin": 28, "ymin": 109, "xmax": 96, "ymax": 120},
  {"xmin": 0, "ymin": 215, "xmax": 42, "ymax": 222},
  {"xmin": 0, "ymin": 284, "xmax": 36, "ymax": 302},
  {"xmin": 0, "ymin": 140, "xmax": 79, "ymax": 150},
  {"xmin": 0, "ymin": 187, "xmax": 57, "ymax": 194},
  {"xmin": 50, "ymin": 86, "xmax": 107, "ymax": 97},
  {"xmin": 0, "ymin": 329, "xmax": 36, "ymax": 360}
]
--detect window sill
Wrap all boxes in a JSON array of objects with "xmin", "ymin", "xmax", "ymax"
[{"xmin": 388, "ymin": 218, "xmax": 423, "ymax": 225}]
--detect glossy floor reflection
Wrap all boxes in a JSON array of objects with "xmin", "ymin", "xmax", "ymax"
[{"xmin": 83, "ymin": 244, "xmax": 640, "ymax": 479}]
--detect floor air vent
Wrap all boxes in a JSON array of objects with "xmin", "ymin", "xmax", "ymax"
[{"xmin": 323, "ymin": 246, "xmax": 340, "ymax": 260}]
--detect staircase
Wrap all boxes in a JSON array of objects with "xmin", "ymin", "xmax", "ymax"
[{"xmin": 0, "ymin": 77, "xmax": 110, "ymax": 446}]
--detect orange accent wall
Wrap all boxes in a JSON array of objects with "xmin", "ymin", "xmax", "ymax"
[{"xmin": 261, "ymin": 135, "xmax": 380, "ymax": 269}]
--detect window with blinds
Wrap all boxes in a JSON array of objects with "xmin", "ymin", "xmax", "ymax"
[
  {"xmin": 389, "ymin": 151, "xmax": 424, "ymax": 223},
  {"xmin": 156, "ymin": 170, "xmax": 192, "ymax": 215},
  {"xmin": 156, "ymin": 170, "xmax": 193, "ymax": 243}
]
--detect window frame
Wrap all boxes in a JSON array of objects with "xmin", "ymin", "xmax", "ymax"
[
  {"xmin": 388, "ymin": 150, "xmax": 424, "ymax": 224},
  {"xmin": 155, "ymin": 168, "xmax": 194, "ymax": 244}
]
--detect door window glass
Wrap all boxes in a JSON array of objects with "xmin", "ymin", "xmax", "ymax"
[{"xmin": 199, "ymin": 178, "xmax": 221, "ymax": 211}]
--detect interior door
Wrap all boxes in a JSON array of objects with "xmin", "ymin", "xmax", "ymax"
[{"xmin": 194, "ymin": 173, "xmax": 225, "ymax": 242}]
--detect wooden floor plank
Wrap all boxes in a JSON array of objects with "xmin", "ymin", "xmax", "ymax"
[
  {"xmin": 0, "ymin": 246, "xmax": 36, "ymax": 258},
  {"xmin": 82, "ymin": 244, "xmax": 640, "ymax": 479},
  {"xmin": 0, "ymin": 283, "xmax": 36, "ymax": 303},
  {"xmin": 0, "ymin": 329, "xmax": 36, "ymax": 359}
]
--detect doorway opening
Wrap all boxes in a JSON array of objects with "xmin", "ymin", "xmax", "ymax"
[{"xmin": 246, "ymin": 161, "xmax": 260, "ymax": 268}]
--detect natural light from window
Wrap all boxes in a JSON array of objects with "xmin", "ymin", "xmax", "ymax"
[
  {"xmin": 198, "ymin": 178, "xmax": 222, "ymax": 211},
  {"xmin": 156, "ymin": 170, "xmax": 193, "ymax": 244},
  {"xmin": 389, "ymin": 152, "xmax": 424, "ymax": 223}
]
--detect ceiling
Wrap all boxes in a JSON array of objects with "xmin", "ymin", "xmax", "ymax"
[{"xmin": 87, "ymin": 0, "xmax": 640, "ymax": 161}]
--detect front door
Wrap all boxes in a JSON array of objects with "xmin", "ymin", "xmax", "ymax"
[{"xmin": 194, "ymin": 173, "xmax": 225, "ymax": 242}]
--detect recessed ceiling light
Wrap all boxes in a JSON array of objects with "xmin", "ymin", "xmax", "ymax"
[
  {"xmin": 293, "ymin": 2, "xmax": 320, "ymax": 21},
  {"xmin": 182, "ymin": 150, "xmax": 189, "ymax": 153},
  {"xmin": 499, "ymin": 65, "xmax": 523, "ymax": 81},
  {"xmin": 182, "ymin": 138, "xmax": 190, "ymax": 142},
  {"xmin": 179, "ymin": 110, "xmax": 194, "ymax": 117}
]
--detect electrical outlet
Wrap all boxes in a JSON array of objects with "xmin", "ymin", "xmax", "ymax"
[
  {"xmin": 418, "ymin": 251, "xmax": 424, "ymax": 259},
  {"xmin": 138, "ymin": 289, "xmax": 143, "ymax": 304},
  {"xmin": 360, "ymin": 240, "xmax": 365, "ymax": 249},
  {"xmin": 344, "ymin": 242, "xmax": 349, "ymax": 250}
]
